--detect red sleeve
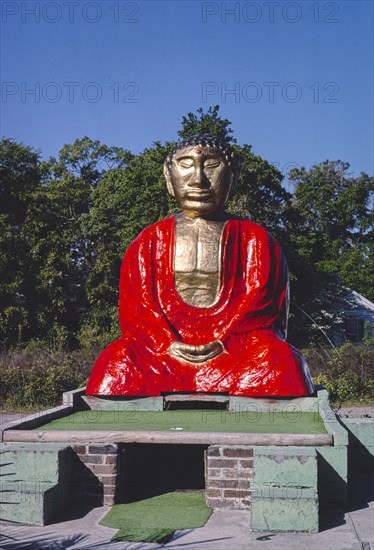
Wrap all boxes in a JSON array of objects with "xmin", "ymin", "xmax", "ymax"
[
  {"xmin": 219, "ymin": 224, "xmax": 289, "ymax": 351},
  {"xmin": 119, "ymin": 226, "xmax": 179, "ymax": 353}
]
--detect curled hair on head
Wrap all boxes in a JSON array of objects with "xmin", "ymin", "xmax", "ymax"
[{"xmin": 166, "ymin": 133, "xmax": 240, "ymax": 174}]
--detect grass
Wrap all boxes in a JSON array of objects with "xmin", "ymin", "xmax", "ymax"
[
  {"xmin": 99, "ymin": 491, "xmax": 212, "ymax": 543},
  {"xmin": 38, "ymin": 409, "xmax": 327, "ymax": 434}
]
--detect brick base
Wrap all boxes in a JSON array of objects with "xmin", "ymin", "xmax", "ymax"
[
  {"xmin": 71, "ymin": 444, "xmax": 118, "ymax": 506},
  {"xmin": 206, "ymin": 445, "xmax": 253, "ymax": 509}
]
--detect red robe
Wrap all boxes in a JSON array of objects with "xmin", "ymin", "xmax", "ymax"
[{"xmin": 86, "ymin": 216, "xmax": 314, "ymax": 397}]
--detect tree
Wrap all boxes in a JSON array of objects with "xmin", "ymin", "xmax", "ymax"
[
  {"xmin": 0, "ymin": 139, "xmax": 42, "ymax": 348},
  {"xmin": 81, "ymin": 142, "xmax": 173, "ymax": 342},
  {"xmin": 289, "ymin": 161, "xmax": 373, "ymax": 300},
  {"xmin": 178, "ymin": 105, "xmax": 236, "ymax": 143},
  {"xmin": 2, "ymin": 112, "xmax": 372, "ymax": 351},
  {"xmin": 33, "ymin": 138, "xmax": 133, "ymax": 347},
  {"xmin": 0, "ymin": 137, "xmax": 132, "ymax": 349},
  {"xmin": 286, "ymin": 161, "xmax": 373, "ymax": 345},
  {"xmin": 228, "ymin": 144, "xmax": 291, "ymax": 237}
]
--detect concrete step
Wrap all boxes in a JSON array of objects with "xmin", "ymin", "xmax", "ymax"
[
  {"xmin": 250, "ymin": 446, "xmax": 319, "ymax": 532},
  {"xmin": 0, "ymin": 443, "xmax": 71, "ymax": 483},
  {"xmin": 0, "ymin": 480, "xmax": 69, "ymax": 525},
  {"xmin": 250, "ymin": 494, "xmax": 319, "ymax": 532},
  {"xmin": 0, "ymin": 443, "xmax": 72, "ymax": 525}
]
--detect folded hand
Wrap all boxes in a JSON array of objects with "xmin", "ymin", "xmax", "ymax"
[{"xmin": 169, "ymin": 340, "xmax": 224, "ymax": 364}]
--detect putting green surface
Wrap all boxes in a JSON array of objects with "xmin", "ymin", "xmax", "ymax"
[
  {"xmin": 100, "ymin": 491, "xmax": 211, "ymax": 529},
  {"xmin": 100, "ymin": 491, "xmax": 212, "ymax": 543},
  {"xmin": 38, "ymin": 409, "xmax": 326, "ymax": 434}
]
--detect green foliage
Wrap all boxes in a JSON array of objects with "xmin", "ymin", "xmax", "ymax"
[
  {"xmin": 289, "ymin": 161, "xmax": 373, "ymax": 301},
  {"xmin": 53, "ymin": 136, "xmax": 133, "ymax": 183},
  {"xmin": 1, "ymin": 344, "xmax": 372, "ymax": 409},
  {"xmin": 0, "ymin": 137, "xmax": 132, "ymax": 349},
  {"xmin": 0, "ymin": 139, "xmax": 42, "ymax": 348},
  {"xmin": 81, "ymin": 141, "xmax": 174, "ymax": 333},
  {"xmin": 178, "ymin": 105, "xmax": 235, "ymax": 143},
  {"xmin": 0, "ymin": 108, "xmax": 373, "ymax": 351},
  {"xmin": 0, "ymin": 348, "xmax": 96, "ymax": 409},
  {"xmin": 228, "ymin": 144, "xmax": 291, "ymax": 236},
  {"xmin": 305, "ymin": 343, "xmax": 374, "ymax": 405},
  {"xmin": 284, "ymin": 160, "xmax": 373, "ymax": 345}
]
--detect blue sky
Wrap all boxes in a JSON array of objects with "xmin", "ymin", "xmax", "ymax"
[{"xmin": 1, "ymin": 0, "xmax": 373, "ymax": 184}]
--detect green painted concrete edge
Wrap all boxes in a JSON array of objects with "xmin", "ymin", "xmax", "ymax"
[
  {"xmin": 228, "ymin": 395, "xmax": 320, "ymax": 413},
  {"xmin": 1, "ymin": 442, "xmax": 70, "ymax": 451},
  {"xmin": 0, "ymin": 481, "xmax": 69, "ymax": 526},
  {"xmin": 340, "ymin": 417, "xmax": 374, "ymax": 455},
  {"xmin": 0, "ymin": 443, "xmax": 71, "ymax": 484},
  {"xmin": 339, "ymin": 417, "xmax": 374, "ymax": 472},
  {"xmin": 250, "ymin": 497, "xmax": 319, "ymax": 532},
  {"xmin": 1, "ymin": 405, "xmax": 74, "ymax": 441},
  {"xmin": 69, "ymin": 385, "xmax": 329, "ymax": 414},
  {"xmin": 81, "ymin": 395, "xmax": 164, "ymax": 411},
  {"xmin": 319, "ymin": 406, "xmax": 348, "ymax": 446},
  {"xmin": 254, "ymin": 446, "xmax": 318, "ymax": 456},
  {"xmin": 314, "ymin": 388, "xmax": 348, "ymax": 506},
  {"xmin": 251, "ymin": 486, "xmax": 318, "ymax": 500},
  {"xmin": 62, "ymin": 387, "xmax": 86, "ymax": 407},
  {"xmin": 253, "ymin": 446, "xmax": 317, "ymax": 488}
]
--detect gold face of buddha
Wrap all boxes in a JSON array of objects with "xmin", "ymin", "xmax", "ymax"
[{"xmin": 164, "ymin": 146, "xmax": 235, "ymax": 218}]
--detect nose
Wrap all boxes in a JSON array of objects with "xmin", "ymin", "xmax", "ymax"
[{"xmin": 189, "ymin": 164, "xmax": 208, "ymax": 188}]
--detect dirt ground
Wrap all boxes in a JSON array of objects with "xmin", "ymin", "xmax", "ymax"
[{"xmin": 335, "ymin": 405, "xmax": 373, "ymax": 418}]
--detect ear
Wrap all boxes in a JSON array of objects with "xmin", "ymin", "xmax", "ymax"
[
  {"xmin": 227, "ymin": 156, "xmax": 241, "ymax": 201},
  {"xmin": 163, "ymin": 161, "xmax": 175, "ymax": 197},
  {"xmin": 226, "ymin": 171, "xmax": 238, "ymax": 201}
]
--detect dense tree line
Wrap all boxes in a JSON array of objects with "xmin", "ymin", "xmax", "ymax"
[{"xmin": 1, "ymin": 106, "xmax": 373, "ymax": 351}]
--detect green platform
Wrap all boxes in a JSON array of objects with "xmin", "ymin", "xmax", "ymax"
[
  {"xmin": 0, "ymin": 388, "xmax": 351, "ymax": 533},
  {"xmin": 38, "ymin": 410, "xmax": 327, "ymax": 434}
]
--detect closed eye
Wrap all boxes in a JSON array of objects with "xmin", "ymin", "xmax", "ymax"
[
  {"xmin": 178, "ymin": 160, "xmax": 194, "ymax": 169},
  {"xmin": 204, "ymin": 161, "xmax": 221, "ymax": 169}
]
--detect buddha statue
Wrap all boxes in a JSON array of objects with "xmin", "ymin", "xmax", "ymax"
[{"xmin": 86, "ymin": 134, "xmax": 314, "ymax": 397}]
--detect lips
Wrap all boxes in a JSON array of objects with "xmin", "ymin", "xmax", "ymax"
[{"xmin": 185, "ymin": 191, "xmax": 212, "ymax": 201}]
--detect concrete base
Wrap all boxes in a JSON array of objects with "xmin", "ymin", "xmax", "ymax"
[
  {"xmin": 0, "ymin": 443, "xmax": 71, "ymax": 525},
  {"xmin": 340, "ymin": 417, "xmax": 374, "ymax": 471},
  {"xmin": 0, "ymin": 481, "xmax": 66, "ymax": 525},
  {"xmin": 250, "ymin": 447, "xmax": 318, "ymax": 531},
  {"xmin": 251, "ymin": 493, "xmax": 319, "ymax": 532},
  {"xmin": 0, "ymin": 387, "xmax": 350, "ymax": 532},
  {"xmin": 82, "ymin": 394, "xmax": 164, "ymax": 411}
]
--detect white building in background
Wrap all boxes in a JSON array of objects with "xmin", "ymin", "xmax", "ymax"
[{"xmin": 343, "ymin": 291, "xmax": 374, "ymax": 343}]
